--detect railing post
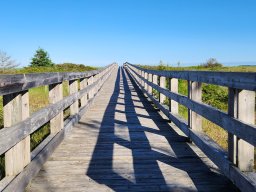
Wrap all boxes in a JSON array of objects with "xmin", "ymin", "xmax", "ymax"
[
  {"xmin": 159, "ymin": 76, "xmax": 166, "ymax": 104},
  {"xmin": 69, "ymin": 80, "xmax": 79, "ymax": 115},
  {"xmin": 148, "ymin": 73, "xmax": 153, "ymax": 94},
  {"xmin": 88, "ymin": 76, "xmax": 94, "ymax": 99},
  {"xmin": 228, "ymin": 88, "xmax": 255, "ymax": 171},
  {"xmin": 49, "ymin": 83, "xmax": 64, "ymax": 133},
  {"xmin": 80, "ymin": 78, "xmax": 88, "ymax": 108},
  {"xmin": 152, "ymin": 75, "xmax": 158, "ymax": 97},
  {"xmin": 169, "ymin": 78, "xmax": 178, "ymax": 115},
  {"xmin": 3, "ymin": 91, "xmax": 30, "ymax": 176},
  {"xmin": 141, "ymin": 71, "xmax": 145, "ymax": 87},
  {"xmin": 188, "ymin": 81, "xmax": 202, "ymax": 131},
  {"xmin": 144, "ymin": 72, "xmax": 148, "ymax": 91}
]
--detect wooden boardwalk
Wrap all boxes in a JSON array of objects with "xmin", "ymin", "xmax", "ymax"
[{"xmin": 26, "ymin": 67, "xmax": 237, "ymax": 192}]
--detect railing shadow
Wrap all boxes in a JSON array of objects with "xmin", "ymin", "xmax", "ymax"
[{"xmin": 86, "ymin": 67, "xmax": 238, "ymax": 191}]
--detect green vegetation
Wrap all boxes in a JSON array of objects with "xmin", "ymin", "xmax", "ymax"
[
  {"xmin": 0, "ymin": 63, "xmax": 96, "ymax": 179},
  {"xmin": 141, "ymin": 61, "xmax": 256, "ymax": 150}
]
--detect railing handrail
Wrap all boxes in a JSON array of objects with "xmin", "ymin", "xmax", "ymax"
[
  {"xmin": 0, "ymin": 64, "xmax": 114, "ymax": 96},
  {"xmin": 0, "ymin": 63, "xmax": 117, "ymax": 191},
  {"xmin": 124, "ymin": 63, "xmax": 256, "ymax": 192},
  {"xmin": 125, "ymin": 62, "xmax": 256, "ymax": 91}
]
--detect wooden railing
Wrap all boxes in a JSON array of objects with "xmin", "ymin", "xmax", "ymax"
[
  {"xmin": 0, "ymin": 63, "xmax": 117, "ymax": 191},
  {"xmin": 124, "ymin": 63, "xmax": 256, "ymax": 192}
]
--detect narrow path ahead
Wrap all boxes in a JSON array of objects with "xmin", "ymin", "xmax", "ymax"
[{"xmin": 26, "ymin": 67, "xmax": 237, "ymax": 192}]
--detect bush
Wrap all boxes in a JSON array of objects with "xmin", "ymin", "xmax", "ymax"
[{"xmin": 200, "ymin": 58, "xmax": 223, "ymax": 68}]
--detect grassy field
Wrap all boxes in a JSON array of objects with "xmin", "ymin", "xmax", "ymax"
[{"xmin": 0, "ymin": 64, "xmax": 96, "ymax": 179}]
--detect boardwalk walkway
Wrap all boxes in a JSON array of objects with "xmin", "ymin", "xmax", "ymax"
[{"xmin": 26, "ymin": 67, "xmax": 237, "ymax": 192}]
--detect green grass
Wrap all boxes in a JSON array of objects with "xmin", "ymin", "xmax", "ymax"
[
  {"xmin": 0, "ymin": 64, "xmax": 96, "ymax": 180},
  {"xmin": 142, "ymin": 64, "xmax": 256, "ymax": 150}
]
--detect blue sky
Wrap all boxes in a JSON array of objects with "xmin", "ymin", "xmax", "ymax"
[{"xmin": 0, "ymin": 0, "xmax": 256, "ymax": 67}]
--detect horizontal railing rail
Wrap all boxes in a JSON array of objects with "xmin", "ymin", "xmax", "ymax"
[
  {"xmin": 0, "ymin": 63, "xmax": 117, "ymax": 191},
  {"xmin": 124, "ymin": 63, "xmax": 256, "ymax": 192}
]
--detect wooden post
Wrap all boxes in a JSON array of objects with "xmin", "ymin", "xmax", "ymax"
[
  {"xmin": 148, "ymin": 73, "xmax": 153, "ymax": 95},
  {"xmin": 188, "ymin": 81, "xmax": 202, "ymax": 131},
  {"xmin": 88, "ymin": 76, "xmax": 94, "ymax": 99},
  {"xmin": 4, "ymin": 91, "xmax": 30, "ymax": 176},
  {"xmin": 159, "ymin": 76, "xmax": 166, "ymax": 104},
  {"xmin": 49, "ymin": 83, "xmax": 64, "ymax": 134},
  {"xmin": 69, "ymin": 80, "xmax": 79, "ymax": 115},
  {"xmin": 169, "ymin": 78, "xmax": 178, "ymax": 115},
  {"xmin": 80, "ymin": 78, "xmax": 88, "ymax": 107},
  {"xmin": 228, "ymin": 89, "xmax": 255, "ymax": 171},
  {"xmin": 144, "ymin": 72, "xmax": 148, "ymax": 91},
  {"xmin": 152, "ymin": 75, "xmax": 158, "ymax": 97},
  {"xmin": 141, "ymin": 71, "xmax": 145, "ymax": 87}
]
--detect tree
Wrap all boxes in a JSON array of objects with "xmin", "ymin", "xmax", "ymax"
[
  {"xmin": 30, "ymin": 48, "xmax": 54, "ymax": 67},
  {"xmin": 0, "ymin": 50, "xmax": 19, "ymax": 69}
]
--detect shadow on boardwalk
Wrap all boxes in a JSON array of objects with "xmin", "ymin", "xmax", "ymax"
[{"xmin": 86, "ymin": 67, "xmax": 237, "ymax": 192}]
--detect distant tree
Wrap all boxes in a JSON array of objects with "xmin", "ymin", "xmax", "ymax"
[
  {"xmin": 0, "ymin": 50, "xmax": 19, "ymax": 69},
  {"xmin": 30, "ymin": 48, "xmax": 54, "ymax": 67},
  {"xmin": 200, "ymin": 58, "xmax": 223, "ymax": 68}
]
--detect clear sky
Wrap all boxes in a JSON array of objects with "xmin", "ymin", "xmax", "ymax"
[{"xmin": 1, "ymin": 0, "xmax": 256, "ymax": 67}]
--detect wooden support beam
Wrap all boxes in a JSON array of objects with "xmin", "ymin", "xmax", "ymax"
[
  {"xmin": 159, "ymin": 76, "xmax": 166, "ymax": 104},
  {"xmin": 188, "ymin": 81, "xmax": 202, "ymax": 131},
  {"xmin": 80, "ymin": 78, "xmax": 88, "ymax": 108},
  {"xmin": 228, "ymin": 89, "xmax": 255, "ymax": 171},
  {"xmin": 49, "ymin": 83, "xmax": 64, "ymax": 134},
  {"xmin": 4, "ymin": 91, "xmax": 30, "ymax": 176},
  {"xmin": 169, "ymin": 78, "xmax": 178, "ymax": 115},
  {"xmin": 69, "ymin": 80, "xmax": 79, "ymax": 115}
]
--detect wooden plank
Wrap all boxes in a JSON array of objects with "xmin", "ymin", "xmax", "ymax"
[
  {"xmin": 127, "ymin": 65, "xmax": 256, "ymax": 146},
  {"xmin": 49, "ymin": 83, "xmax": 64, "ymax": 134},
  {"xmin": 126, "ymin": 63, "xmax": 256, "ymax": 91}
]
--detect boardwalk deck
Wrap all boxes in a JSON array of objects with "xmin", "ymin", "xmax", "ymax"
[{"xmin": 26, "ymin": 67, "xmax": 238, "ymax": 192}]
